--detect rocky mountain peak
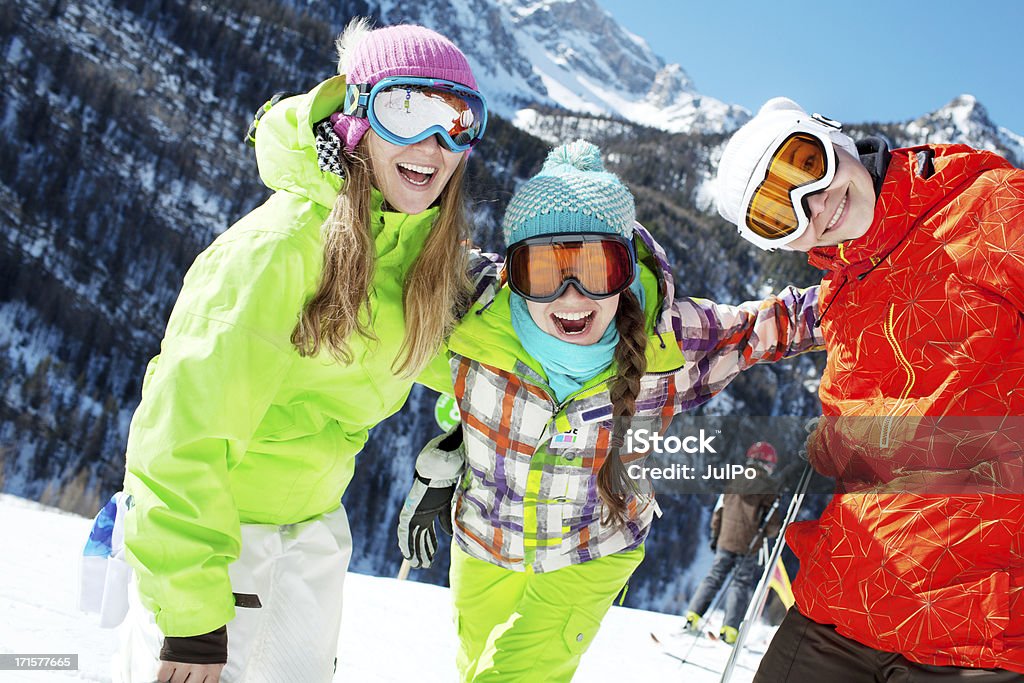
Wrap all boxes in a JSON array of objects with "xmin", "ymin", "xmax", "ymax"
[
  {"xmin": 928, "ymin": 94, "xmax": 994, "ymax": 130},
  {"xmin": 645, "ymin": 63, "xmax": 696, "ymax": 108},
  {"xmin": 903, "ymin": 93, "xmax": 1023, "ymax": 167}
]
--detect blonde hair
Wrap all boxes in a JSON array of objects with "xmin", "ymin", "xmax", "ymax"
[
  {"xmin": 598, "ymin": 288, "xmax": 648, "ymax": 525},
  {"xmin": 290, "ymin": 142, "xmax": 471, "ymax": 376}
]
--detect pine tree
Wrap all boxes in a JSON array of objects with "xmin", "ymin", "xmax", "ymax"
[
  {"xmin": 58, "ymin": 468, "xmax": 100, "ymax": 516},
  {"xmin": 25, "ymin": 356, "xmax": 53, "ymax": 410}
]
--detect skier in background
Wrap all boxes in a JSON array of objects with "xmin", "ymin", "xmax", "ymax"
[
  {"xmin": 716, "ymin": 96, "xmax": 1024, "ymax": 681},
  {"xmin": 109, "ymin": 18, "xmax": 491, "ymax": 683},
  {"xmin": 683, "ymin": 441, "xmax": 781, "ymax": 644},
  {"xmin": 397, "ymin": 140, "xmax": 824, "ymax": 681}
]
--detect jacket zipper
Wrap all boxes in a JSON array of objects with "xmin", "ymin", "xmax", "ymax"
[{"xmin": 880, "ymin": 303, "xmax": 916, "ymax": 448}]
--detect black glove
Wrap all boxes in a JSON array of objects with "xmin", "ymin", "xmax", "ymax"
[
  {"xmin": 710, "ymin": 536, "xmax": 718, "ymax": 552},
  {"xmin": 398, "ymin": 427, "xmax": 465, "ymax": 569}
]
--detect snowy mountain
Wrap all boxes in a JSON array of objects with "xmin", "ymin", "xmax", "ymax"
[
  {"xmin": 373, "ymin": 0, "xmax": 750, "ymax": 134},
  {"xmin": 0, "ymin": 493, "xmax": 771, "ymax": 682},
  {"xmin": 900, "ymin": 95, "xmax": 1024, "ymax": 167}
]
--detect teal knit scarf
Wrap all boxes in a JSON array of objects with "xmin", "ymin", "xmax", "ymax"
[{"xmin": 509, "ymin": 279, "xmax": 646, "ymax": 403}]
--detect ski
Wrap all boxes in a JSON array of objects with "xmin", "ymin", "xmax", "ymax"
[
  {"xmin": 649, "ymin": 632, "xmax": 718, "ymax": 673},
  {"xmin": 648, "ymin": 631, "xmax": 671, "ymax": 645},
  {"xmin": 648, "ymin": 628, "xmax": 716, "ymax": 643}
]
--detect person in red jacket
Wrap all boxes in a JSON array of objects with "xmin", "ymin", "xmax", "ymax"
[{"xmin": 715, "ymin": 97, "xmax": 1024, "ymax": 681}]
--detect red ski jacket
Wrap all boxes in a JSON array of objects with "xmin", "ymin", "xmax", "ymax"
[{"xmin": 786, "ymin": 144, "xmax": 1024, "ymax": 673}]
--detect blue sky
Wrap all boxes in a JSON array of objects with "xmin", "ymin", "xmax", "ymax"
[{"xmin": 596, "ymin": 1, "xmax": 1024, "ymax": 135}]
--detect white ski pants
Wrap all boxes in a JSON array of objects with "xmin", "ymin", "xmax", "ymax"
[{"xmin": 114, "ymin": 504, "xmax": 352, "ymax": 683}]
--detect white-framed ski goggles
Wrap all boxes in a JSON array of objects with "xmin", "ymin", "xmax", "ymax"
[
  {"xmin": 738, "ymin": 114, "xmax": 845, "ymax": 251},
  {"xmin": 343, "ymin": 76, "xmax": 488, "ymax": 153}
]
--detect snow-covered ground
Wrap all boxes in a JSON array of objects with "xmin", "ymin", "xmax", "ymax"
[{"xmin": 0, "ymin": 494, "xmax": 773, "ymax": 681}]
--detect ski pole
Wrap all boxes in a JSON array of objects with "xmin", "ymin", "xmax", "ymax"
[{"xmin": 719, "ymin": 462, "xmax": 813, "ymax": 683}]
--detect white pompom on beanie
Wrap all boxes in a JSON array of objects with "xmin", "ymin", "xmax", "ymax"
[{"xmin": 715, "ymin": 97, "xmax": 859, "ymax": 226}]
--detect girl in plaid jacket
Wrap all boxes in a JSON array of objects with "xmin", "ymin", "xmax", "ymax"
[{"xmin": 402, "ymin": 140, "xmax": 823, "ymax": 681}]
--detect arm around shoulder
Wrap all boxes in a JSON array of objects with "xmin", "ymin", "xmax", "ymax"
[{"xmin": 673, "ymin": 284, "xmax": 825, "ymax": 370}]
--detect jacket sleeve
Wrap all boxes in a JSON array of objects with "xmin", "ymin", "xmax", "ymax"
[
  {"xmin": 671, "ymin": 285, "xmax": 824, "ymax": 397},
  {"xmin": 416, "ymin": 346, "xmax": 455, "ymax": 395},
  {"xmin": 123, "ymin": 229, "xmax": 309, "ymax": 637},
  {"xmin": 710, "ymin": 506, "xmax": 722, "ymax": 539},
  {"xmin": 964, "ymin": 169, "xmax": 1024, "ymax": 313},
  {"xmin": 415, "ymin": 249, "xmax": 501, "ymax": 395}
]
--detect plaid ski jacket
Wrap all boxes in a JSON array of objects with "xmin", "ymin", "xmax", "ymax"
[{"xmin": 444, "ymin": 224, "xmax": 823, "ymax": 572}]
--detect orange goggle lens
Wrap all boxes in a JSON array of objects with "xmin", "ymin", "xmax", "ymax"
[
  {"xmin": 507, "ymin": 238, "xmax": 634, "ymax": 302},
  {"xmin": 745, "ymin": 133, "xmax": 829, "ymax": 240}
]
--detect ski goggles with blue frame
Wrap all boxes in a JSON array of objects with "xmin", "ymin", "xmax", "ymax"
[{"xmin": 343, "ymin": 76, "xmax": 488, "ymax": 153}]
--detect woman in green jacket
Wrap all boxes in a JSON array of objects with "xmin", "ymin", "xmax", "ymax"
[{"xmin": 114, "ymin": 18, "xmax": 488, "ymax": 683}]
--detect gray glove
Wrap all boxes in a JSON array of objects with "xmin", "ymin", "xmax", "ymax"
[
  {"xmin": 397, "ymin": 426, "xmax": 465, "ymax": 569},
  {"xmin": 798, "ymin": 417, "xmax": 821, "ymax": 461}
]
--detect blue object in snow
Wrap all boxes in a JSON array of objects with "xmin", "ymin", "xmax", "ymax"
[{"xmin": 83, "ymin": 494, "xmax": 119, "ymax": 557}]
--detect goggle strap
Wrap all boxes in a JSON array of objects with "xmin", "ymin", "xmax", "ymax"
[
  {"xmin": 246, "ymin": 90, "xmax": 302, "ymax": 147},
  {"xmin": 343, "ymin": 83, "xmax": 372, "ymax": 118}
]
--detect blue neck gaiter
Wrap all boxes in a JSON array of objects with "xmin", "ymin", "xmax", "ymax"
[{"xmin": 509, "ymin": 278, "xmax": 646, "ymax": 403}]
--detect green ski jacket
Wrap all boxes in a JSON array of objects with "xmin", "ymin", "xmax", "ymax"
[{"xmin": 124, "ymin": 75, "xmax": 441, "ymax": 636}]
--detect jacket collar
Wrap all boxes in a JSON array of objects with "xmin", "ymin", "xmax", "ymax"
[{"xmin": 807, "ymin": 143, "xmax": 1011, "ymax": 278}]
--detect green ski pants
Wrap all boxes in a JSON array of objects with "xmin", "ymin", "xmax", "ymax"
[{"xmin": 449, "ymin": 544, "xmax": 644, "ymax": 682}]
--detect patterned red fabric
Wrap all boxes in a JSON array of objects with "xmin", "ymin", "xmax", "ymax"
[{"xmin": 787, "ymin": 144, "xmax": 1024, "ymax": 672}]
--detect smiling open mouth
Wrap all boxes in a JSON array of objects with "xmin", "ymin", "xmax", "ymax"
[
  {"xmin": 824, "ymin": 192, "xmax": 848, "ymax": 233},
  {"xmin": 551, "ymin": 311, "xmax": 594, "ymax": 336},
  {"xmin": 397, "ymin": 162, "xmax": 436, "ymax": 186}
]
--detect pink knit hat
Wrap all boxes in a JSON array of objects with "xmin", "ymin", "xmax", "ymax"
[{"xmin": 333, "ymin": 24, "xmax": 478, "ymax": 152}]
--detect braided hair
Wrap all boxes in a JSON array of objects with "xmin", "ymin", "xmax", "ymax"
[{"xmin": 597, "ymin": 287, "xmax": 648, "ymax": 524}]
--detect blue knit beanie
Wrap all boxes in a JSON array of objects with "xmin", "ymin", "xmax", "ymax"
[{"xmin": 502, "ymin": 140, "xmax": 635, "ymax": 245}]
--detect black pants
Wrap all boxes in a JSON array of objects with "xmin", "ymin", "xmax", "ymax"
[{"xmin": 754, "ymin": 608, "xmax": 1023, "ymax": 682}]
